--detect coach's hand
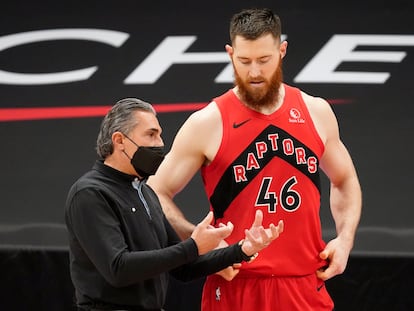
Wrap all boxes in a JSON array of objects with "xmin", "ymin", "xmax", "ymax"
[{"xmin": 191, "ymin": 211, "xmax": 234, "ymax": 255}]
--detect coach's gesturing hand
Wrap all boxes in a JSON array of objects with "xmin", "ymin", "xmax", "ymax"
[{"xmin": 191, "ymin": 211, "xmax": 234, "ymax": 255}]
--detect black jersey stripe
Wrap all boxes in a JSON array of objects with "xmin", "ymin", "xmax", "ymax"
[{"xmin": 210, "ymin": 125, "xmax": 321, "ymax": 219}]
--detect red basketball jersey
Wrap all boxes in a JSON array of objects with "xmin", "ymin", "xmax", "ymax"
[{"xmin": 201, "ymin": 84, "xmax": 327, "ymax": 276}]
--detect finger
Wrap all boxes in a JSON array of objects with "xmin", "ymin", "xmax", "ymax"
[
  {"xmin": 319, "ymin": 249, "xmax": 329, "ymax": 260},
  {"xmin": 222, "ymin": 268, "xmax": 240, "ymax": 281},
  {"xmin": 271, "ymin": 224, "xmax": 281, "ymax": 239},
  {"xmin": 217, "ymin": 222, "xmax": 232, "ymax": 229},
  {"xmin": 316, "ymin": 269, "xmax": 327, "ymax": 280},
  {"xmin": 258, "ymin": 226, "xmax": 271, "ymax": 245},
  {"xmin": 230, "ymin": 268, "xmax": 240, "ymax": 280},
  {"xmin": 316, "ymin": 263, "xmax": 328, "ymax": 279},
  {"xmin": 214, "ymin": 223, "xmax": 233, "ymax": 238},
  {"xmin": 316, "ymin": 265, "xmax": 333, "ymax": 281},
  {"xmin": 269, "ymin": 221, "xmax": 283, "ymax": 239},
  {"xmin": 227, "ymin": 221, "xmax": 234, "ymax": 231},
  {"xmin": 216, "ymin": 266, "xmax": 240, "ymax": 281},
  {"xmin": 277, "ymin": 220, "xmax": 284, "ymax": 233},
  {"xmin": 252, "ymin": 209, "xmax": 263, "ymax": 228},
  {"xmin": 245, "ymin": 227, "xmax": 261, "ymax": 244}
]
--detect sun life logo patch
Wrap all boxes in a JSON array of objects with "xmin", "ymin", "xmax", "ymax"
[{"xmin": 289, "ymin": 108, "xmax": 305, "ymax": 124}]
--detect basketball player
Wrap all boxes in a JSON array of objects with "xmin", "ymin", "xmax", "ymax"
[{"xmin": 149, "ymin": 8, "xmax": 361, "ymax": 310}]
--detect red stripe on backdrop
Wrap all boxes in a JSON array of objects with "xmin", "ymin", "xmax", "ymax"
[
  {"xmin": 0, "ymin": 103, "xmax": 209, "ymax": 122},
  {"xmin": 0, "ymin": 99, "xmax": 350, "ymax": 122}
]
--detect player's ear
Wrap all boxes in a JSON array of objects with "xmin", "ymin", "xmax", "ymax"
[
  {"xmin": 280, "ymin": 40, "xmax": 288, "ymax": 59},
  {"xmin": 225, "ymin": 44, "xmax": 233, "ymax": 56}
]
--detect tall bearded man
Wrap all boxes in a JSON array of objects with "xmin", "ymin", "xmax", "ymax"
[{"xmin": 149, "ymin": 7, "xmax": 361, "ymax": 311}]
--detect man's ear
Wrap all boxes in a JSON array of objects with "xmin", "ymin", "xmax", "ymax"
[
  {"xmin": 225, "ymin": 44, "xmax": 233, "ymax": 56},
  {"xmin": 112, "ymin": 132, "xmax": 125, "ymax": 150},
  {"xmin": 280, "ymin": 40, "xmax": 288, "ymax": 59}
]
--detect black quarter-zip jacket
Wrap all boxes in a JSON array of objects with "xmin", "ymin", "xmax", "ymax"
[{"xmin": 65, "ymin": 160, "xmax": 244, "ymax": 310}]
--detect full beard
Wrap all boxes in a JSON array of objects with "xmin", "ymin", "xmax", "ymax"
[{"xmin": 235, "ymin": 60, "xmax": 283, "ymax": 111}]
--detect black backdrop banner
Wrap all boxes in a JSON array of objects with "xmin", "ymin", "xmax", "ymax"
[{"xmin": 0, "ymin": 0, "xmax": 413, "ymax": 257}]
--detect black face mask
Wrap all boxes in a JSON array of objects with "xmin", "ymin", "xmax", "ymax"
[
  {"xmin": 131, "ymin": 146, "xmax": 165, "ymax": 178},
  {"xmin": 124, "ymin": 135, "xmax": 165, "ymax": 178}
]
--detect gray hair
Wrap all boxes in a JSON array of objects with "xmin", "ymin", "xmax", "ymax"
[
  {"xmin": 229, "ymin": 8, "xmax": 282, "ymax": 43},
  {"xmin": 96, "ymin": 98, "xmax": 156, "ymax": 159}
]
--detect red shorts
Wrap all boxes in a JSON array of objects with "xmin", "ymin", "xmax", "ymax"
[{"xmin": 201, "ymin": 273, "xmax": 334, "ymax": 311}]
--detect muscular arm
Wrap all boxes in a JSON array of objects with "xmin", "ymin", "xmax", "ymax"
[
  {"xmin": 304, "ymin": 93, "xmax": 362, "ymax": 280},
  {"xmin": 148, "ymin": 103, "xmax": 222, "ymax": 239},
  {"xmin": 321, "ymin": 135, "xmax": 361, "ymax": 252}
]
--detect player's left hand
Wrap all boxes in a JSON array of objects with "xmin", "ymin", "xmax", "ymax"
[
  {"xmin": 316, "ymin": 237, "xmax": 351, "ymax": 281},
  {"xmin": 215, "ymin": 263, "xmax": 242, "ymax": 281}
]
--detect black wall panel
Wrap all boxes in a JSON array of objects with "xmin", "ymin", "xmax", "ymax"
[{"xmin": 0, "ymin": 0, "xmax": 413, "ymax": 309}]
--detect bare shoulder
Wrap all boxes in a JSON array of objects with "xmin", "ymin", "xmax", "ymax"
[
  {"xmin": 174, "ymin": 101, "xmax": 222, "ymax": 164},
  {"xmin": 179, "ymin": 101, "xmax": 222, "ymax": 146},
  {"xmin": 185, "ymin": 101, "xmax": 221, "ymax": 127},
  {"xmin": 300, "ymin": 90, "xmax": 339, "ymax": 144},
  {"xmin": 301, "ymin": 91, "xmax": 334, "ymax": 117}
]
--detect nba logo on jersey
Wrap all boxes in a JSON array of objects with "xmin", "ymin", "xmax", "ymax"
[{"xmin": 215, "ymin": 286, "xmax": 221, "ymax": 301}]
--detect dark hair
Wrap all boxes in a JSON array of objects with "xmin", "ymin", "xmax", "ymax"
[
  {"xmin": 229, "ymin": 8, "xmax": 282, "ymax": 43},
  {"xmin": 96, "ymin": 98, "xmax": 156, "ymax": 159}
]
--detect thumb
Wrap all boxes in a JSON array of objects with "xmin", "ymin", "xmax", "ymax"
[
  {"xmin": 199, "ymin": 211, "xmax": 214, "ymax": 227},
  {"xmin": 319, "ymin": 249, "xmax": 329, "ymax": 260}
]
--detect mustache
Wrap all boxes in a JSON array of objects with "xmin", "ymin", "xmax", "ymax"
[{"xmin": 247, "ymin": 77, "xmax": 265, "ymax": 83}]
